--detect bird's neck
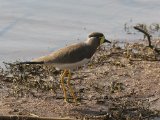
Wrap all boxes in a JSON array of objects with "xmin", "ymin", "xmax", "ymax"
[{"xmin": 85, "ymin": 38, "xmax": 99, "ymax": 49}]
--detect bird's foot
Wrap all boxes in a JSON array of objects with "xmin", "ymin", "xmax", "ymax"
[
  {"xmin": 73, "ymin": 98, "xmax": 82, "ymax": 105},
  {"xmin": 64, "ymin": 98, "xmax": 68, "ymax": 103}
]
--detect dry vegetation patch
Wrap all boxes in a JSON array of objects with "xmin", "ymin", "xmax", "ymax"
[{"xmin": 0, "ymin": 41, "xmax": 160, "ymax": 120}]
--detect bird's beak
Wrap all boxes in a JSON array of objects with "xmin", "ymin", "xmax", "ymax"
[{"xmin": 104, "ymin": 39, "xmax": 111, "ymax": 43}]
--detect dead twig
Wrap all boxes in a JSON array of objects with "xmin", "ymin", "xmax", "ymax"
[
  {"xmin": 134, "ymin": 26, "xmax": 152, "ymax": 47},
  {"xmin": 0, "ymin": 115, "xmax": 73, "ymax": 120},
  {"xmin": 134, "ymin": 26, "xmax": 160, "ymax": 54}
]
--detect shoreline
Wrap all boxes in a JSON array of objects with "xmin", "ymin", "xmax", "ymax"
[{"xmin": 0, "ymin": 40, "xmax": 160, "ymax": 119}]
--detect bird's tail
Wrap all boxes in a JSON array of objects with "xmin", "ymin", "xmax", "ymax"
[{"xmin": 17, "ymin": 61, "xmax": 44, "ymax": 65}]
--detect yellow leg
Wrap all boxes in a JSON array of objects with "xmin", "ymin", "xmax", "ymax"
[
  {"xmin": 67, "ymin": 70, "xmax": 77, "ymax": 103},
  {"xmin": 60, "ymin": 69, "xmax": 67, "ymax": 102}
]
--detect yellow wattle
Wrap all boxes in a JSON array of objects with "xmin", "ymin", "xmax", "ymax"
[{"xmin": 100, "ymin": 36, "xmax": 105, "ymax": 45}]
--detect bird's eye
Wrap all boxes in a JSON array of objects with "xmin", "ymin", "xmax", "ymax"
[{"xmin": 100, "ymin": 36, "xmax": 105, "ymax": 44}]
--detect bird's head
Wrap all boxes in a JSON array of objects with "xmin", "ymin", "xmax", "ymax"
[{"xmin": 88, "ymin": 32, "xmax": 111, "ymax": 46}]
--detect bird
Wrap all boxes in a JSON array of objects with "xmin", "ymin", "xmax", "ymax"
[{"xmin": 19, "ymin": 32, "xmax": 111, "ymax": 103}]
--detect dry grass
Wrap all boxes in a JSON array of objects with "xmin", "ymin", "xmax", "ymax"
[{"xmin": 0, "ymin": 41, "xmax": 160, "ymax": 119}]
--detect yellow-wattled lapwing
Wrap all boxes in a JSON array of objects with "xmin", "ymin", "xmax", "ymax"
[{"xmin": 19, "ymin": 32, "xmax": 111, "ymax": 103}]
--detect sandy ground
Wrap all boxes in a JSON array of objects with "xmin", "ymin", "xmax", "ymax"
[{"xmin": 0, "ymin": 42, "xmax": 160, "ymax": 119}]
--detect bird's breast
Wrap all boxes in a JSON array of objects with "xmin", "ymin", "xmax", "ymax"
[{"xmin": 53, "ymin": 58, "xmax": 90, "ymax": 70}]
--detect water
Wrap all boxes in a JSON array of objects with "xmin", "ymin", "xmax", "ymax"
[{"xmin": 0, "ymin": 0, "xmax": 160, "ymax": 66}]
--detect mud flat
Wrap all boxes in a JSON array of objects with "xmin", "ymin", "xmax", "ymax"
[{"xmin": 0, "ymin": 40, "xmax": 160, "ymax": 120}]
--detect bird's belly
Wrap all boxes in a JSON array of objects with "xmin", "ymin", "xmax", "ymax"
[{"xmin": 53, "ymin": 58, "xmax": 90, "ymax": 70}]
